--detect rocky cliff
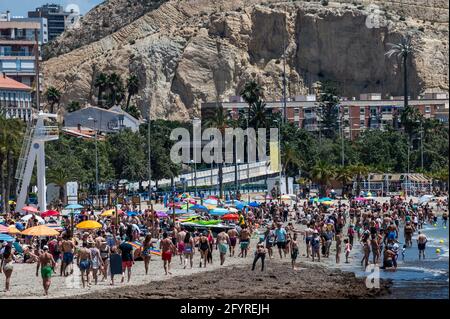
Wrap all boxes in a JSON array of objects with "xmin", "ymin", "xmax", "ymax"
[{"xmin": 42, "ymin": 0, "xmax": 449, "ymax": 120}]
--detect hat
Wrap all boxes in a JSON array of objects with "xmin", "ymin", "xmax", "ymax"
[{"xmin": 43, "ymin": 245, "xmax": 49, "ymax": 250}]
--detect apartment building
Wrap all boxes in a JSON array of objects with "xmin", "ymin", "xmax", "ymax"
[
  {"xmin": 28, "ymin": 4, "xmax": 76, "ymax": 41},
  {"xmin": 201, "ymin": 92, "xmax": 449, "ymax": 139},
  {"xmin": 0, "ymin": 73, "xmax": 33, "ymax": 121},
  {"xmin": 0, "ymin": 11, "xmax": 45, "ymax": 88}
]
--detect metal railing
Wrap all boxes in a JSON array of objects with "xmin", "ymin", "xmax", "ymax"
[{"xmin": 0, "ymin": 51, "xmax": 34, "ymax": 57}]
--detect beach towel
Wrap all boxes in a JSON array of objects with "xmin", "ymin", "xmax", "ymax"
[{"xmin": 110, "ymin": 253, "xmax": 122, "ymax": 275}]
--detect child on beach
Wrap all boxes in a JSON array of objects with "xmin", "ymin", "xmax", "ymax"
[{"xmin": 344, "ymin": 239, "xmax": 352, "ymax": 264}]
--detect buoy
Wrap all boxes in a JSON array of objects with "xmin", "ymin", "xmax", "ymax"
[
  {"xmin": 440, "ymin": 240, "xmax": 444, "ymax": 244},
  {"xmin": 436, "ymin": 248, "xmax": 441, "ymax": 254}
]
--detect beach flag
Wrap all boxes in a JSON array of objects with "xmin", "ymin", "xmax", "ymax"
[{"xmin": 269, "ymin": 141, "xmax": 280, "ymax": 173}]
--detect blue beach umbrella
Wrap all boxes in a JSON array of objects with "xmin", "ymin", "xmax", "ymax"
[
  {"xmin": 318, "ymin": 197, "xmax": 333, "ymax": 202},
  {"xmin": 127, "ymin": 211, "xmax": 139, "ymax": 217},
  {"xmin": 65, "ymin": 204, "xmax": 84, "ymax": 210},
  {"xmin": 209, "ymin": 208, "xmax": 228, "ymax": 216},
  {"xmin": 0, "ymin": 234, "xmax": 14, "ymax": 242},
  {"xmin": 248, "ymin": 201, "xmax": 260, "ymax": 207},
  {"xmin": 190, "ymin": 204, "xmax": 208, "ymax": 211}
]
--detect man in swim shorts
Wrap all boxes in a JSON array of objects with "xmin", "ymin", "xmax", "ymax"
[
  {"xmin": 227, "ymin": 227, "xmax": 238, "ymax": 257},
  {"xmin": 176, "ymin": 227, "xmax": 187, "ymax": 265},
  {"xmin": 36, "ymin": 245, "xmax": 56, "ymax": 296},
  {"xmin": 275, "ymin": 223, "xmax": 287, "ymax": 259},
  {"xmin": 77, "ymin": 242, "xmax": 92, "ymax": 288},
  {"xmin": 160, "ymin": 232, "xmax": 175, "ymax": 275},
  {"xmin": 61, "ymin": 235, "xmax": 75, "ymax": 276},
  {"xmin": 216, "ymin": 230, "xmax": 230, "ymax": 266},
  {"xmin": 238, "ymin": 225, "xmax": 250, "ymax": 258},
  {"xmin": 417, "ymin": 231, "xmax": 427, "ymax": 260}
]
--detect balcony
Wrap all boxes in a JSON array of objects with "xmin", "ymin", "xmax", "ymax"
[{"xmin": 0, "ymin": 51, "xmax": 34, "ymax": 57}]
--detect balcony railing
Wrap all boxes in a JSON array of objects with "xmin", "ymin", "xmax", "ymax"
[
  {"xmin": 0, "ymin": 51, "xmax": 34, "ymax": 57},
  {"xmin": 0, "ymin": 36, "xmax": 35, "ymax": 42}
]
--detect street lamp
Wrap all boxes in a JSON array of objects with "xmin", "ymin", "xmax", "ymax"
[
  {"xmin": 87, "ymin": 117, "xmax": 99, "ymax": 208},
  {"xmin": 274, "ymin": 119, "xmax": 282, "ymax": 199},
  {"xmin": 416, "ymin": 119, "xmax": 424, "ymax": 171}
]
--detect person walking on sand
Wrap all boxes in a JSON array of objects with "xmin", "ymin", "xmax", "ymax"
[
  {"xmin": 183, "ymin": 232, "xmax": 195, "ymax": 269},
  {"xmin": 274, "ymin": 223, "xmax": 287, "ymax": 259},
  {"xmin": 344, "ymin": 238, "xmax": 352, "ymax": 263},
  {"xmin": 60, "ymin": 234, "xmax": 75, "ymax": 276},
  {"xmin": 198, "ymin": 232, "xmax": 210, "ymax": 268},
  {"xmin": 216, "ymin": 230, "xmax": 230, "ymax": 266},
  {"xmin": 417, "ymin": 231, "xmax": 427, "ymax": 260},
  {"xmin": 119, "ymin": 240, "xmax": 134, "ymax": 282},
  {"xmin": 76, "ymin": 242, "xmax": 92, "ymax": 288},
  {"xmin": 0, "ymin": 242, "xmax": 15, "ymax": 292},
  {"xmin": 251, "ymin": 241, "xmax": 266, "ymax": 272},
  {"xmin": 90, "ymin": 241, "xmax": 103, "ymax": 285},
  {"xmin": 227, "ymin": 227, "xmax": 238, "ymax": 257},
  {"xmin": 290, "ymin": 233, "xmax": 299, "ymax": 270},
  {"xmin": 311, "ymin": 231, "xmax": 321, "ymax": 262},
  {"xmin": 142, "ymin": 235, "xmax": 153, "ymax": 275},
  {"xmin": 361, "ymin": 238, "xmax": 370, "ymax": 269},
  {"xmin": 335, "ymin": 232, "xmax": 342, "ymax": 264},
  {"xmin": 36, "ymin": 245, "xmax": 56, "ymax": 295},
  {"xmin": 176, "ymin": 227, "xmax": 187, "ymax": 265},
  {"xmin": 160, "ymin": 232, "xmax": 175, "ymax": 275}
]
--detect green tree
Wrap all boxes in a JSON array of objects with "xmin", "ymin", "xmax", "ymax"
[
  {"xmin": 94, "ymin": 73, "xmax": 108, "ymax": 107},
  {"xmin": 349, "ymin": 163, "xmax": 370, "ymax": 196},
  {"xmin": 311, "ymin": 160, "xmax": 336, "ymax": 197},
  {"xmin": 280, "ymin": 140, "xmax": 302, "ymax": 193},
  {"xmin": 125, "ymin": 74, "xmax": 139, "ymax": 111},
  {"xmin": 335, "ymin": 166, "xmax": 353, "ymax": 197},
  {"xmin": 67, "ymin": 101, "xmax": 81, "ymax": 113},
  {"xmin": 106, "ymin": 73, "xmax": 125, "ymax": 107},
  {"xmin": 45, "ymin": 86, "xmax": 61, "ymax": 114},
  {"xmin": 316, "ymin": 81, "xmax": 340, "ymax": 139}
]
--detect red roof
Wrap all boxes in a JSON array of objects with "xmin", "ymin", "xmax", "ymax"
[{"xmin": 0, "ymin": 75, "xmax": 32, "ymax": 91}]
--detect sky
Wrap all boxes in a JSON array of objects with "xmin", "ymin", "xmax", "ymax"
[{"xmin": 0, "ymin": 0, "xmax": 103, "ymax": 16}]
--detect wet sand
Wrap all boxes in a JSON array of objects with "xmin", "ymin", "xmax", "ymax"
[{"xmin": 69, "ymin": 258, "xmax": 391, "ymax": 299}]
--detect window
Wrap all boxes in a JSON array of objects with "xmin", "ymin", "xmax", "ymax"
[
  {"xmin": 344, "ymin": 107, "xmax": 349, "ymax": 115},
  {"xmin": 294, "ymin": 108, "xmax": 300, "ymax": 116},
  {"xmin": 360, "ymin": 107, "xmax": 365, "ymax": 115},
  {"xmin": 425, "ymin": 106, "xmax": 431, "ymax": 113},
  {"xmin": 360, "ymin": 120, "xmax": 365, "ymax": 127}
]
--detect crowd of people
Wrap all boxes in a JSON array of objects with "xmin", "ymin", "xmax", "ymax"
[{"xmin": 0, "ymin": 194, "xmax": 447, "ymax": 296}]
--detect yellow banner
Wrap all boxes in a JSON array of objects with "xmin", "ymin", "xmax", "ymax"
[{"xmin": 269, "ymin": 141, "xmax": 280, "ymax": 173}]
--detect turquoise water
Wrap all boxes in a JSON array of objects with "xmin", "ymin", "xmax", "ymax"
[{"xmin": 339, "ymin": 217, "xmax": 449, "ymax": 299}]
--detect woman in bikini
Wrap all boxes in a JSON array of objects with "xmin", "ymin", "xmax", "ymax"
[
  {"xmin": 142, "ymin": 234, "xmax": 153, "ymax": 275},
  {"xmin": 0, "ymin": 242, "xmax": 15, "ymax": 292},
  {"xmin": 99, "ymin": 240, "xmax": 110, "ymax": 281},
  {"xmin": 183, "ymin": 232, "xmax": 195, "ymax": 269},
  {"xmin": 207, "ymin": 230, "xmax": 214, "ymax": 264}
]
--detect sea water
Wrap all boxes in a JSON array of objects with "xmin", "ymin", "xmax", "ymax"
[{"xmin": 337, "ymin": 217, "xmax": 449, "ymax": 299}]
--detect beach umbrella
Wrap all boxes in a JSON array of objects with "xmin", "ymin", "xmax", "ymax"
[
  {"xmin": 265, "ymin": 194, "xmax": 273, "ymax": 200},
  {"xmin": 355, "ymin": 197, "xmax": 366, "ymax": 202},
  {"xmin": 0, "ymin": 225, "xmax": 9, "ymax": 233},
  {"xmin": 322, "ymin": 201, "xmax": 333, "ymax": 206},
  {"xmin": 7, "ymin": 226, "xmax": 21, "ymax": 235},
  {"xmin": 207, "ymin": 195, "xmax": 218, "ymax": 199},
  {"xmin": 167, "ymin": 202, "xmax": 181, "ymax": 208},
  {"xmin": 204, "ymin": 198, "xmax": 218, "ymax": 205},
  {"xmin": 190, "ymin": 204, "xmax": 208, "ymax": 211},
  {"xmin": 206, "ymin": 204, "xmax": 217, "ymax": 210},
  {"xmin": 21, "ymin": 225, "xmax": 60, "ymax": 237},
  {"xmin": 75, "ymin": 220, "xmax": 102, "ymax": 230},
  {"xmin": 248, "ymin": 201, "xmax": 260, "ymax": 207},
  {"xmin": 21, "ymin": 214, "xmax": 45, "ymax": 224},
  {"xmin": 253, "ymin": 195, "xmax": 265, "ymax": 200},
  {"xmin": 41, "ymin": 210, "xmax": 60, "ymax": 218},
  {"xmin": 65, "ymin": 204, "xmax": 84, "ymax": 210},
  {"xmin": 222, "ymin": 213, "xmax": 239, "ymax": 221},
  {"xmin": 228, "ymin": 207, "xmax": 238, "ymax": 213},
  {"xmin": 127, "ymin": 211, "xmax": 139, "ymax": 217},
  {"xmin": 156, "ymin": 211, "xmax": 168, "ymax": 218},
  {"xmin": 209, "ymin": 208, "xmax": 228, "ymax": 216},
  {"xmin": 318, "ymin": 197, "xmax": 333, "ymax": 202},
  {"xmin": 22, "ymin": 206, "xmax": 38, "ymax": 213},
  {"xmin": 309, "ymin": 197, "xmax": 319, "ymax": 203},
  {"xmin": 235, "ymin": 203, "xmax": 246, "ymax": 210},
  {"xmin": 0, "ymin": 234, "xmax": 14, "ymax": 242}
]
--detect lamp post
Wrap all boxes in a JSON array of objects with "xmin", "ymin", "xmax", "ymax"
[
  {"xmin": 416, "ymin": 119, "xmax": 424, "ymax": 171},
  {"xmin": 274, "ymin": 119, "xmax": 282, "ymax": 201},
  {"xmin": 88, "ymin": 117, "xmax": 99, "ymax": 208}
]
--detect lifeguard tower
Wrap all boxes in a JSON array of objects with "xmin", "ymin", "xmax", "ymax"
[{"xmin": 15, "ymin": 111, "xmax": 59, "ymax": 212}]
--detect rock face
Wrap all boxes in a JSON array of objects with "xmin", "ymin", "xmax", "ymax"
[{"xmin": 42, "ymin": 0, "xmax": 449, "ymax": 121}]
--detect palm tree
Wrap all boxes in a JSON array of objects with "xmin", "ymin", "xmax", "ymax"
[
  {"xmin": 94, "ymin": 73, "xmax": 108, "ymax": 106},
  {"xmin": 249, "ymin": 100, "xmax": 272, "ymax": 129},
  {"xmin": 349, "ymin": 163, "xmax": 370, "ymax": 196},
  {"xmin": 240, "ymin": 80, "xmax": 262, "ymax": 106},
  {"xmin": 106, "ymin": 73, "xmax": 125, "ymax": 107},
  {"xmin": 280, "ymin": 141, "xmax": 302, "ymax": 193},
  {"xmin": 311, "ymin": 160, "xmax": 336, "ymax": 197},
  {"xmin": 125, "ymin": 74, "xmax": 139, "ymax": 111},
  {"xmin": 203, "ymin": 106, "xmax": 229, "ymax": 198},
  {"xmin": 45, "ymin": 86, "xmax": 61, "ymax": 114},
  {"xmin": 335, "ymin": 166, "xmax": 353, "ymax": 198},
  {"xmin": 48, "ymin": 166, "xmax": 71, "ymax": 205},
  {"xmin": 385, "ymin": 33, "xmax": 413, "ymax": 129}
]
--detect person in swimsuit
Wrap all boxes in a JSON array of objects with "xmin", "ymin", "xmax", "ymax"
[
  {"xmin": 227, "ymin": 228, "xmax": 238, "ymax": 257},
  {"xmin": 304, "ymin": 224, "xmax": 314, "ymax": 259},
  {"xmin": 207, "ymin": 230, "xmax": 214, "ymax": 264},
  {"xmin": 183, "ymin": 232, "xmax": 195, "ymax": 269},
  {"xmin": 119, "ymin": 240, "xmax": 134, "ymax": 282},
  {"xmin": 311, "ymin": 231, "xmax": 321, "ymax": 262},
  {"xmin": 344, "ymin": 239, "xmax": 352, "ymax": 263},
  {"xmin": 290, "ymin": 233, "xmax": 299, "ymax": 270},
  {"xmin": 274, "ymin": 223, "xmax": 287, "ymax": 259},
  {"xmin": 417, "ymin": 231, "xmax": 427, "ymax": 260},
  {"xmin": 216, "ymin": 230, "xmax": 230, "ymax": 266},
  {"xmin": 60, "ymin": 235, "xmax": 75, "ymax": 277},
  {"xmin": 77, "ymin": 241, "xmax": 92, "ymax": 288},
  {"xmin": 0, "ymin": 242, "xmax": 14, "ymax": 292},
  {"xmin": 99, "ymin": 239, "xmax": 110, "ymax": 281},
  {"xmin": 264, "ymin": 225, "xmax": 275, "ymax": 259},
  {"xmin": 36, "ymin": 245, "xmax": 56, "ymax": 295},
  {"xmin": 89, "ymin": 241, "xmax": 103, "ymax": 285},
  {"xmin": 198, "ymin": 232, "xmax": 210, "ymax": 268},
  {"xmin": 160, "ymin": 232, "xmax": 175, "ymax": 275},
  {"xmin": 176, "ymin": 227, "xmax": 187, "ymax": 265},
  {"xmin": 238, "ymin": 225, "xmax": 251, "ymax": 258},
  {"xmin": 142, "ymin": 234, "xmax": 153, "ymax": 275},
  {"xmin": 335, "ymin": 232, "xmax": 342, "ymax": 264},
  {"xmin": 251, "ymin": 241, "xmax": 266, "ymax": 272},
  {"xmin": 442, "ymin": 212, "xmax": 448, "ymax": 227}
]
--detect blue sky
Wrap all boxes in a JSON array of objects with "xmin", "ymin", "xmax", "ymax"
[{"xmin": 0, "ymin": 0, "xmax": 103, "ymax": 16}]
